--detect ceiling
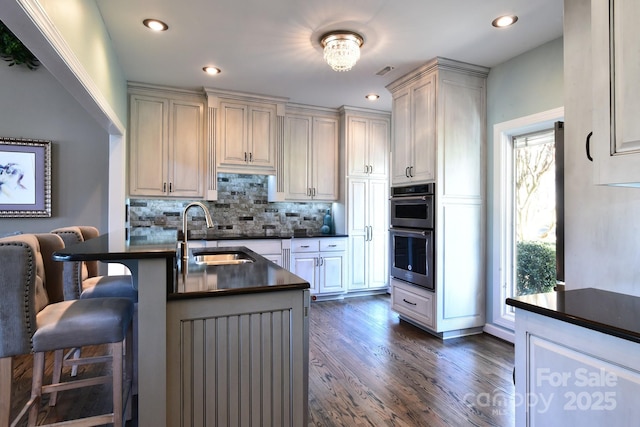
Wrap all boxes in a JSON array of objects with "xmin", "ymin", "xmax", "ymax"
[{"xmin": 96, "ymin": 0, "xmax": 563, "ymax": 111}]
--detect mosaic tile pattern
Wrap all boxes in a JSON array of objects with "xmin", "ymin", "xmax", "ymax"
[{"xmin": 128, "ymin": 173, "xmax": 332, "ymax": 241}]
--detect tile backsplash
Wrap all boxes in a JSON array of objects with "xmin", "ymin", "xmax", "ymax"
[{"xmin": 128, "ymin": 174, "xmax": 333, "ymax": 241}]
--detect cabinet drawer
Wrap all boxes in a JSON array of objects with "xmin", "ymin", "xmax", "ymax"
[
  {"xmin": 291, "ymin": 239, "xmax": 320, "ymax": 253},
  {"xmin": 320, "ymin": 238, "xmax": 346, "ymax": 252},
  {"xmin": 391, "ymin": 279, "xmax": 434, "ymax": 329}
]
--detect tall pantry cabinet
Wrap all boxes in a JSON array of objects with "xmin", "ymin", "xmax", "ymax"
[
  {"xmin": 342, "ymin": 107, "xmax": 391, "ymax": 293},
  {"xmin": 386, "ymin": 57, "xmax": 489, "ymax": 338}
]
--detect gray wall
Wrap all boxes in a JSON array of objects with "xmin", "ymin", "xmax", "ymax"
[
  {"xmin": 0, "ymin": 63, "xmax": 110, "ymax": 235},
  {"xmin": 485, "ymin": 37, "xmax": 564, "ymax": 331},
  {"xmin": 563, "ymin": 0, "xmax": 640, "ymax": 296}
]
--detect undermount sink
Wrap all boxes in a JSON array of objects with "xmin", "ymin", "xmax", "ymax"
[{"xmin": 192, "ymin": 251, "xmax": 255, "ymax": 266}]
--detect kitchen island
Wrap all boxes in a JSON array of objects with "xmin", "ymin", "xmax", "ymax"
[
  {"xmin": 53, "ymin": 235, "xmax": 310, "ymax": 427},
  {"xmin": 507, "ymin": 288, "xmax": 640, "ymax": 426}
]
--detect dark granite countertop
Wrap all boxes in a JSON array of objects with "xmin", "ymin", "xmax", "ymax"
[
  {"xmin": 53, "ymin": 234, "xmax": 310, "ymax": 300},
  {"xmin": 171, "ymin": 246, "xmax": 309, "ymax": 300},
  {"xmin": 506, "ymin": 288, "xmax": 640, "ymax": 344}
]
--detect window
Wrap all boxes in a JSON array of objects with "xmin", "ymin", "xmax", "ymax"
[{"xmin": 488, "ymin": 108, "xmax": 564, "ymax": 342}]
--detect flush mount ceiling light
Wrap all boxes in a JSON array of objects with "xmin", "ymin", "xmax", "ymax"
[
  {"xmin": 203, "ymin": 66, "xmax": 221, "ymax": 75},
  {"xmin": 143, "ymin": 19, "xmax": 168, "ymax": 31},
  {"xmin": 320, "ymin": 31, "xmax": 364, "ymax": 72},
  {"xmin": 492, "ymin": 15, "xmax": 518, "ymax": 28},
  {"xmin": 365, "ymin": 94, "xmax": 380, "ymax": 101}
]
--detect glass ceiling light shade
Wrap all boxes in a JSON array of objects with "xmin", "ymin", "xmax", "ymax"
[{"xmin": 320, "ymin": 31, "xmax": 364, "ymax": 72}]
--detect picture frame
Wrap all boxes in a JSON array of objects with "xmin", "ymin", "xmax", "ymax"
[{"xmin": 0, "ymin": 137, "xmax": 51, "ymax": 217}]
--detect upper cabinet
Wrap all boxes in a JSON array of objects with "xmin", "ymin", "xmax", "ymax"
[
  {"xmin": 342, "ymin": 107, "xmax": 390, "ymax": 179},
  {"xmin": 592, "ymin": 0, "xmax": 640, "ymax": 186},
  {"xmin": 284, "ymin": 106, "xmax": 339, "ymax": 201},
  {"xmin": 207, "ymin": 90, "xmax": 287, "ymax": 176},
  {"xmin": 388, "ymin": 74, "xmax": 436, "ymax": 185},
  {"xmin": 129, "ymin": 86, "xmax": 205, "ymax": 198}
]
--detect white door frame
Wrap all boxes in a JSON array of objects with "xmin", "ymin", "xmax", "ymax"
[{"xmin": 488, "ymin": 107, "xmax": 564, "ymax": 342}]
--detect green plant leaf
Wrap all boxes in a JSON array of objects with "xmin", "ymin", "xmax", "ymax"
[{"xmin": 0, "ymin": 20, "xmax": 40, "ymax": 70}]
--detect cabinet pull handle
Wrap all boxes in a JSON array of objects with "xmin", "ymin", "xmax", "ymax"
[
  {"xmin": 249, "ymin": 152, "xmax": 253, "ymax": 162},
  {"xmin": 409, "ymin": 166, "xmax": 414, "ymax": 177},
  {"xmin": 320, "ymin": 257, "xmax": 324, "ymax": 266},
  {"xmin": 369, "ymin": 165, "xmax": 373, "ymax": 174},
  {"xmin": 307, "ymin": 188, "xmax": 311, "ymax": 196},
  {"xmin": 364, "ymin": 165, "xmax": 368, "ymax": 173},
  {"xmin": 301, "ymin": 245, "xmax": 310, "ymax": 248},
  {"xmin": 402, "ymin": 298, "xmax": 417, "ymax": 306},
  {"xmin": 163, "ymin": 182, "xmax": 167, "ymax": 192},
  {"xmin": 169, "ymin": 182, "xmax": 173, "ymax": 192},
  {"xmin": 313, "ymin": 188, "xmax": 316, "ymax": 196},
  {"xmin": 328, "ymin": 244, "xmax": 337, "ymax": 247},
  {"xmin": 244, "ymin": 152, "xmax": 248, "ymax": 162},
  {"xmin": 405, "ymin": 167, "xmax": 410, "ymax": 178},
  {"xmin": 586, "ymin": 132, "xmax": 593, "ymax": 162}
]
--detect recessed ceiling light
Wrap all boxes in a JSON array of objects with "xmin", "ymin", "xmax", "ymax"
[
  {"xmin": 143, "ymin": 19, "xmax": 168, "ymax": 32},
  {"xmin": 203, "ymin": 66, "xmax": 221, "ymax": 75},
  {"xmin": 365, "ymin": 94, "xmax": 380, "ymax": 101},
  {"xmin": 492, "ymin": 15, "xmax": 518, "ymax": 28}
]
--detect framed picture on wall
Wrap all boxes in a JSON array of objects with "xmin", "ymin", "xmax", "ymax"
[{"xmin": 0, "ymin": 137, "xmax": 51, "ymax": 217}]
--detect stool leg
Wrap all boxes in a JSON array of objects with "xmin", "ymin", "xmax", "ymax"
[
  {"xmin": 28, "ymin": 352, "xmax": 45, "ymax": 426},
  {"xmin": 0, "ymin": 357, "xmax": 13, "ymax": 427},
  {"xmin": 49, "ymin": 349, "xmax": 63, "ymax": 406},
  {"xmin": 112, "ymin": 341, "xmax": 124, "ymax": 427}
]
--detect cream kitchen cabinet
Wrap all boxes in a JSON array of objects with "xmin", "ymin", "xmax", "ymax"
[
  {"xmin": 290, "ymin": 238, "xmax": 346, "ymax": 297},
  {"xmin": 284, "ymin": 107, "xmax": 339, "ymax": 201},
  {"xmin": 387, "ymin": 58, "xmax": 488, "ymax": 338},
  {"xmin": 128, "ymin": 88, "xmax": 205, "ymax": 198},
  {"xmin": 342, "ymin": 107, "xmax": 390, "ymax": 179},
  {"xmin": 388, "ymin": 73, "xmax": 436, "ymax": 185},
  {"xmin": 347, "ymin": 179, "xmax": 388, "ymax": 292},
  {"xmin": 591, "ymin": 0, "xmax": 640, "ymax": 186},
  {"xmin": 217, "ymin": 99, "xmax": 277, "ymax": 173}
]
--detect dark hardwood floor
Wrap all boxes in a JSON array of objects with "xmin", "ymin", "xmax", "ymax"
[{"xmin": 8, "ymin": 294, "xmax": 515, "ymax": 426}]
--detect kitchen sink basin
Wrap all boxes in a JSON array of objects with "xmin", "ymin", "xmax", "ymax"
[{"xmin": 192, "ymin": 251, "xmax": 255, "ymax": 266}]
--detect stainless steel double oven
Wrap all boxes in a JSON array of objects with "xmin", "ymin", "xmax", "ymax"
[{"xmin": 389, "ymin": 183, "xmax": 435, "ymax": 290}]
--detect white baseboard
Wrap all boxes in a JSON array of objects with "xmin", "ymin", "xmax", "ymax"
[{"xmin": 483, "ymin": 323, "xmax": 515, "ymax": 344}]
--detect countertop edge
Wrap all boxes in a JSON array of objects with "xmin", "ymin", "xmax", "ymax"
[{"xmin": 506, "ymin": 293, "xmax": 640, "ymax": 344}]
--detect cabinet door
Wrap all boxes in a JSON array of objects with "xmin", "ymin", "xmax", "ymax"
[
  {"xmin": 410, "ymin": 75, "xmax": 436, "ymax": 183},
  {"xmin": 312, "ymin": 116, "xmax": 339, "ymax": 200},
  {"xmin": 368, "ymin": 118, "xmax": 389, "ymax": 179},
  {"xmin": 348, "ymin": 179, "xmax": 368, "ymax": 290},
  {"xmin": 169, "ymin": 100, "xmax": 204, "ymax": 197},
  {"xmin": 129, "ymin": 95, "xmax": 169, "ymax": 196},
  {"xmin": 291, "ymin": 253, "xmax": 318, "ymax": 294},
  {"xmin": 367, "ymin": 179, "xmax": 389, "ymax": 289},
  {"xmin": 391, "ymin": 89, "xmax": 412, "ymax": 185},
  {"xmin": 248, "ymin": 104, "xmax": 276, "ymax": 169},
  {"xmin": 347, "ymin": 117, "xmax": 369, "ymax": 177},
  {"xmin": 319, "ymin": 253, "xmax": 344, "ymax": 294},
  {"xmin": 285, "ymin": 115, "xmax": 312, "ymax": 200},
  {"xmin": 218, "ymin": 101, "xmax": 248, "ymax": 166},
  {"xmin": 592, "ymin": 0, "xmax": 640, "ymax": 185}
]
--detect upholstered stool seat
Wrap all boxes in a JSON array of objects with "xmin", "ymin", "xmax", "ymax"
[
  {"xmin": 80, "ymin": 275, "xmax": 138, "ymax": 302},
  {"xmin": 33, "ymin": 298, "xmax": 133, "ymax": 352}
]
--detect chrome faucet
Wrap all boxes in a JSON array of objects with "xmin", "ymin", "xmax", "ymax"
[{"xmin": 181, "ymin": 201, "xmax": 214, "ymax": 262}]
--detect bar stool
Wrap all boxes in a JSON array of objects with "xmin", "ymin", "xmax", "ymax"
[
  {"xmin": 0, "ymin": 233, "xmax": 133, "ymax": 427},
  {"xmin": 50, "ymin": 226, "xmax": 138, "ymax": 395}
]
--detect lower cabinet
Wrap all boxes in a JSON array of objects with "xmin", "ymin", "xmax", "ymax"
[
  {"xmin": 390, "ymin": 278, "xmax": 434, "ymax": 329},
  {"xmin": 290, "ymin": 238, "xmax": 346, "ymax": 298},
  {"xmin": 167, "ymin": 289, "xmax": 310, "ymax": 426},
  {"xmin": 514, "ymin": 308, "xmax": 640, "ymax": 426},
  {"xmin": 217, "ymin": 239, "xmax": 283, "ymax": 266}
]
